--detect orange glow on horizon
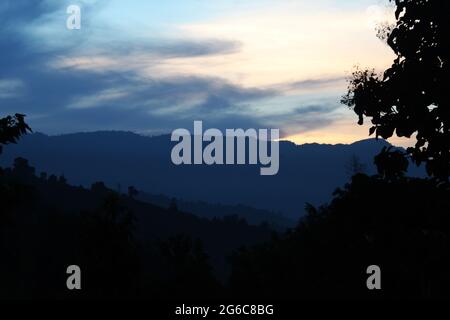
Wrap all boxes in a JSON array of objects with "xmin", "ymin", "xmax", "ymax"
[{"xmin": 283, "ymin": 119, "xmax": 416, "ymax": 148}]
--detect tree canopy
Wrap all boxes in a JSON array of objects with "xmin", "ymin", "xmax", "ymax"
[{"xmin": 342, "ymin": 0, "xmax": 450, "ymax": 180}]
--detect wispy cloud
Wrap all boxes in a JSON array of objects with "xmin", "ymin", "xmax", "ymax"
[{"xmin": 0, "ymin": 79, "xmax": 25, "ymax": 99}]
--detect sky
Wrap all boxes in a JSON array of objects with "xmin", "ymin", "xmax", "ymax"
[{"xmin": 0, "ymin": 0, "xmax": 413, "ymax": 146}]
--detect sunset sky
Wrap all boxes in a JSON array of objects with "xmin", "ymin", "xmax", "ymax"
[{"xmin": 1, "ymin": 0, "xmax": 412, "ymax": 146}]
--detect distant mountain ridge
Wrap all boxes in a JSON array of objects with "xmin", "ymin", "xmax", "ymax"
[
  {"xmin": 136, "ymin": 191, "xmax": 294, "ymax": 229},
  {"xmin": 0, "ymin": 131, "xmax": 424, "ymax": 220}
]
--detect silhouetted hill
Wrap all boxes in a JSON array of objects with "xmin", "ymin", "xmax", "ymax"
[
  {"xmin": 0, "ymin": 131, "xmax": 424, "ymax": 220},
  {"xmin": 137, "ymin": 191, "xmax": 294, "ymax": 229},
  {"xmin": 0, "ymin": 163, "xmax": 272, "ymax": 287}
]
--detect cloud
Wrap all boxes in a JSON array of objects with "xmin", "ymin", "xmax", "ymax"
[
  {"xmin": 291, "ymin": 104, "xmax": 341, "ymax": 116},
  {"xmin": 172, "ymin": 7, "xmax": 395, "ymax": 87},
  {"xmin": 67, "ymin": 88, "xmax": 130, "ymax": 109},
  {"xmin": 65, "ymin": 75, "xmax": 275, "ymax": 116},
  {"xmin": 0, "ymin": 79, "xmax": 25, "ymax": 99},
  {"xmin": 261, "ymin": 101, "xmax": 344, "ymax": 138},
  {"xmin": 277, "ymin": 76, "xmax": 347, "ymax": 94},
  {"xmin": 0, "ymin": 1, "xmax": 272, "ymax": 133},
  {"xmin": 106, "ymin": 38, "xmax": 242, "ymax": 59},
  {"xmin": 50, "ymin": 39, "xmax": 242, "ymax": 72},
  {"xmin": 0, "ymin": 0, "xmax": 395, "ymax": 146}
]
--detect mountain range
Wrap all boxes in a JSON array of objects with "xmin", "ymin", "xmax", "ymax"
[{"xmin": 0, "ymin": 131, "xmax": 424, "ymax": 223}]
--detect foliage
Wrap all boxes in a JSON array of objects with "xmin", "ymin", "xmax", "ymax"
[
  {"xmin": 342, "ymin": 0, "xmax": 450, "ymax": 180},
  {"xmin": 0, "ymin": 114, "xmax": 31, "ymax": 156},
  {"xmin": 230, "ymin": 174, "xmax": 450, "ymax": 299}
]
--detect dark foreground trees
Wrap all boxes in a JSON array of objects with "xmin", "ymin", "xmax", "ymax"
[
  {"xmin": 0, "ymin": 157, "xmax": 224, "ymax": 299},
  {"xmin": 230, "ymin": 174, "xmax": 450, "ymax": 299},
  {"xmin": 231, "ymin": 0, "xmax": 450, "ymax": 299},
  {"xmin": 1, "ymin": 114, "xmax": 32, "ymax": 241}
]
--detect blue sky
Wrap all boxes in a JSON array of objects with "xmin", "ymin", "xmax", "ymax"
[{"xmin": 1, "ymin": 0, "xmax": 411, "ymax": 145}]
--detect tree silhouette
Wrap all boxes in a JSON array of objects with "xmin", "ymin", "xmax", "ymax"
[
  {"xmin": 0, "ymin": 114, "xmax": 31, "ymax": 178},
  {"xmin": 91, "ymin": 181, "xmax": 109, "ymax": 195},
  {"xmin": 157, "ymin": 235, "xmax": 221, "ymax": 299},
  {"xmin": 1, "ymin": 115, "xmax": 31, "ymax": 226},
  {"xmin": 374, "ymin": 146, "xmax": 409, "ymax": 180},
  {"xmin": 48, "ymin": 174, "xmax": 58, "ymax": 185},
  {"xmin": 80, "ymin": 192, "xmax": 139, "ymax": 297},
  {"xmin": 230, "ymin": 173, "xmax": 450, "ymax": 299},
  {"xmin": 0, "ymin": 114, "xmax": 31, "ymax": 156},
  {"xmin": 169, "ymin": 197, "xmax": 178, "ymax": 212},
  {"xmin": 11, "ymin": 157, "xmax": 36, "ymax": 183},
  {"xmin": 40, "ymin": 172, "xmax": 48, "ymax": 181},
  {"xmin": 230, "ymin": 0, "xmax": 450, "ymax": 300},
  {"xmin": 58, "ymin": 175, "xmax": 67, "ymax": 185},
  {"xmin": 128, "ymin": 185, "xmax": 138, "ymax": 199},
  {"xmin": 342, "ymin": 0, "xmax": 450, "ymax": 180},
  {"xmin": 345, "ymin": 154, "xmax": 367, "ymax": 177}
]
